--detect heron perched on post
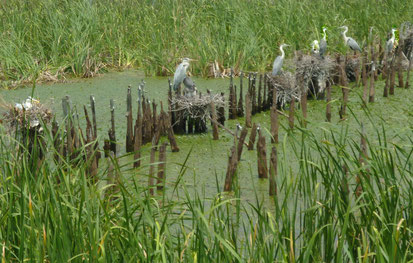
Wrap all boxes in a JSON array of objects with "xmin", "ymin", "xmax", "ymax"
[
  {"xmin": 311, "ymin": 40, "xmax": 320, "ymax": 55},
  {"xmin": 386, "ymin": 28, "xmax": 397, "ymax": 54},
  {"xmin": 319, "ymin": 27, "xmax": 327, "ymax": 58},
  {"xmin": 173, "ymin": 58, "xmax": 194, "ymax": 91},
  {"xmin": 339, "ymin": 26, "xmax": 362, "ymax": 52},
  {"xmin": 272, "ymin": 44, "xmax": 290, "ymax": 76}
]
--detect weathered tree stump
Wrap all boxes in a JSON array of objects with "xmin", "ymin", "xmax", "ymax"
[
  {"xmin": 269, "ymin": 146, "xmax": 277, "ymax": 196},
  {"xmin": 326, "ymin": 81, "xmax": 332, "ymax": 122},
  {"xmin": 256, "ymin": 128, "xmax": 268, "ymax": 179},
  {"xmin": 224, "ymin": 146, "xmax": 238, "ymax": 192},
  {"xmin": 245, "ymin": 93, "xmax": 252, "ymax": 128},
  {"xmin": 237, "ymin": 126, "xmax": 248, "ymax": 162},
  {"xmin": 157, "ymin": 142, "xmax": 167, "ymax": 190},
  {"xmin": 248, "ymin": 123, "xmax": 257, "ymax": 151}
]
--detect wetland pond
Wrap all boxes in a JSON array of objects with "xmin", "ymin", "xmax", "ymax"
[{"xmin": 1, "ymin": 70, "xmax": 412, "ymax": 209}]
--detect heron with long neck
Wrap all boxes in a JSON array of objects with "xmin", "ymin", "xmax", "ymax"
[
  {"xmin": 386, "ymin": 28, "xmax": 397, "ymax": 54},
  {"xmin": 173, "ymin": 58, "xmax": 193, "ymax": 91},
  {"xmin": 339, "ymin": 26, "xmax": 362, "ymax": 52},
  {"xmin": 319, "ymin": 27, "xmax": 327, "ymax": 58},
  {"xmin": 272, "ymin": 44, "xmax": 289, "ymax": 76}
]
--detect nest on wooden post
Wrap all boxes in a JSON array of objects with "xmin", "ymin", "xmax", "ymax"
[
  {"xmin": 171, "ymin": 93, "xmax": 225, "ymax": 133},
  {"xmin": 294, "ymin": 55, "xmax": 336, "ymax": 99},
  {"xmin": 267, "ymin": 71, "xmax": 299, "ymax": 108},
  {"xmin": 2, "ymin": 98, "xmax": 53, "ymax": 163}
]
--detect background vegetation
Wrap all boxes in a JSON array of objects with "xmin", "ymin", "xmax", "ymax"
[{"xmin": 1, "ymin": 0, "xmax": 412, "ymax": 86}]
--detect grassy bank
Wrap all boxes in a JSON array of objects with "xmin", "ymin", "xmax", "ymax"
[{"xmin": 1, "ymin": 0, "xmax": 412, "ymax": 87}]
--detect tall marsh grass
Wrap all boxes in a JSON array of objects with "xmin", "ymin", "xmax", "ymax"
[
  {"xmin": 1, "ymin": 109, "xmax": 413, "ymax": 261},
  {"xmin": 1, "ymin": 0, "xmax": 412, "ymax": 86}
]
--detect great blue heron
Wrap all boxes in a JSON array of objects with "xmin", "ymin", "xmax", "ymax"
[
  {"xmin": 183, "ymin": 77, "xmax": 197, "ymax": 98},
  {"xmin": 339, "ymin": 26, "xmax": 362, "ymax": 52},
  {"xmin": 386, "ymin": 28, "xmax": 397, "ymax": 54},
  {"xmin": 311, "ymin": 40, "xmax": 320, "ymax": 55},
  {"xmin": 319, "ymin": 27, "xmax": 327, "ymax": 58},
  {"xmin": 272, "ymin": 44, "xmax": 289, "ymax": 76},
  {"xmin": 173, "ymin": 58, "xmax": 193, "ymax": 91}
]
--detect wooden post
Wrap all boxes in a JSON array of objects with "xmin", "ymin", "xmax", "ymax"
[
  {"xmin": 238, "ymin": 71, "xmax": 244, "ymax": 117},
  {"xmin": 263, "ymin": 74, "xmax": 267, "ymax": 111},
  {"xmin": 389, "ymin": 52, "xmax": 396, "ymax": 95},
  {"xmin": 369, "ymin": 60, "xmax": 376, "ymax": 103},
  {"xmin": 236, "ymin": 126, "xmax": 248, "ymax": 162},
  {"xmin": 339, "ymin": 56, "xmax": 349, "ymax": 120},
  {"xmin": 233, "ymin": 85, "xmax": 238, "ymax": 119},
  {"xmin": 223, "ymin": 146, "xmax": 238, "ymax": 192},
  {"xmin": 133, "ymin": 102, "xmax": 142, "ymax": 168},
  {"xmin": 270, "ymin": 86, "xmax": 279, "ymax": 143},
  {"xmin": 228, "ymin": 84, "xmax": 235, "ymax": 119},
  {"xmin": 245, "ymin": 93, "xmax": 252, "ymax": 128},
  {"xmin": 148, "ymin": 137, "xmax": 157, "ymax": 195},
  {"xmin": 326, "ymin": 81, "xmax": 332, "ymax": 122},
  {"xmin": 252, "ymin": 73, "xmax": 257, "ymax": 115},
  {"xmin": 126, "ymin": 86, "xmax": 133, "ymax": 153},
  {"xmin": 248, "ymin": 123, "xmax": 257, "ymax": 151},
  {"xmin": 269, "ymin": 146, "xmax": 277, "ymax": 196},
  {"xmin": 167, "ymin": 124, "xmax": 180, "ymax": 152},
  {"xmin": 89, "ymin": 95, "xmax": 100, "ymax": 161},
  {"xmin": 257, "ymin": 74, "xmax": 262, "ymax": 113},
  {"xmin": 217, "ymin": 92, "xmax": 226, "ymax": 126},
  {"xmin": 109, "ymin": 99, "xmax": 116, "ymax": 155},
  {"xmin": 356, "ymin": 123, "xmax": 369, "ymax": 197},
  {"xmin": 157, "ymin": 142, "xmax": 167, "ymax": 190},
  {"xmin": 288, "ymin": 98, "xmax": 295, "ymax": 129},
  {"xmin": 405, "ymin": 50, "xmax": 412, "ymax": 89},
  {"xmin": 210, "ymin": 101, "xmax": 219, "ymax": 140},
  {"xmin": 361, "ymin": 50, "xmax": 368, "ymax": 87},
  {"xmin": 256, "ymin": 128, "xmax": 268, "ymax": 179},
  {"xmin": 300, "ymin": 89, "xmax": 307, "ymax": 127},
  {"xmin": 397, "ymin": 38, "xmax": 404, "ymax": 88}
]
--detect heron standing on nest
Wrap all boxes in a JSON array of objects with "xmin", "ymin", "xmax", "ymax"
[
  {"xmin": 386, "ymin": 28, "xmax": 397, "ymax": 54},
  {"xmin": 272, "ymin": 44, "xmax": 290, "ymax": 76},
  {"xmin": 173, "ymin": 58, "xmax": 195, "ymax": 92},
  {"xmin": 339, "ymin": 26, "xmax": 362, "ymax": 52}
]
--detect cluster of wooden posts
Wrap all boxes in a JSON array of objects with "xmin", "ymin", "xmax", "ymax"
[{"xmin": 221, "ymin": 33, "xmax": 412, "ymax": 196}]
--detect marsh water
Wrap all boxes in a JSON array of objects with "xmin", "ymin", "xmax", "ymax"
[{"xmin": 1, "ymin": 70, "xmax": 412, "ymax": 209}]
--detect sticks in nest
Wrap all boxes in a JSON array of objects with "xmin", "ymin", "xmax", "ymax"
[{"xmin": 170, "ymin": 93, "xmax": 226, "ymax": 119}]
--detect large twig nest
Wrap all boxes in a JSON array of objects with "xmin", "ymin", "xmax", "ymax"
[
  {"xmin": 171, "ymin": 93, "xmax": 225, "ymax": 119},
  {"xmin": 267, "ymin": 71, "xmax": 299, "ymax": 107},
  {"xmin": 400, "ymin": 22, "xmax": 413, "ymax": 57},
  {"xmin": 295, "ymin": 55, "xmax": 336, "ymax": 96},
  {"xmin": 2, "ymin": 97, "xmax": 53, "ymax": 131}
]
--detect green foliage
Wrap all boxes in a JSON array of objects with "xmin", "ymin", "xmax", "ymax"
[
  {"xmin": 1, "ymin": 102, "xmax": 413, "ymax": 261},
  {"xmin": 0, "ymin": 0, "xmax": 412, "ymax": 86}
]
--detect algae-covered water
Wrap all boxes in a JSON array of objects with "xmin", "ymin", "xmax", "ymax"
[{"xmin": 1, "ymin": 70, "xmax": 412, "ymax": 207}]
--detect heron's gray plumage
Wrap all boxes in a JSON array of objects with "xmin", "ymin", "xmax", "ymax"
[
  {"xmin": 173, "ymin": 61, "xmax": 190, "ymax": 91},
  {"xmin": 347, "ymin": 37, "xmax": 362, "ymax": 52},
  {"xmin": 319, "ymin": 38, "xmax": 327, "ymax": 58},
  {"xmin": 272, "ymin": 56, "xmax": 284, "ymax": 76},
  {"xmin": 386, "ymin": 29, "xmax": 397, "ymax": 54},
  {"xmin": 183, "ymin": 77, "xmax": 197, "ymax": 97},
  {"xmin": 272, "ymin": 44, "xmax": 289, "ymax": 76},
  {"xmin": 340, "ymin": 26, "xmax": 362, "ymax": 53}
]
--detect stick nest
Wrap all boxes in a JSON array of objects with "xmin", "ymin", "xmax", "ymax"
[
  {"xmin": 2, "ymin": 100, "xmax": 53, "ymax": 130},
  {"xmin": 295, "ymin": 55, "xmax": 336, "ymax": 93},
  {"xmin": 171, "ymin": 93, "xmax": 225, "ymax": 119},
  {"xmin": 267, "ymin": 72, "xmax": 299, "ymax": 107}
]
